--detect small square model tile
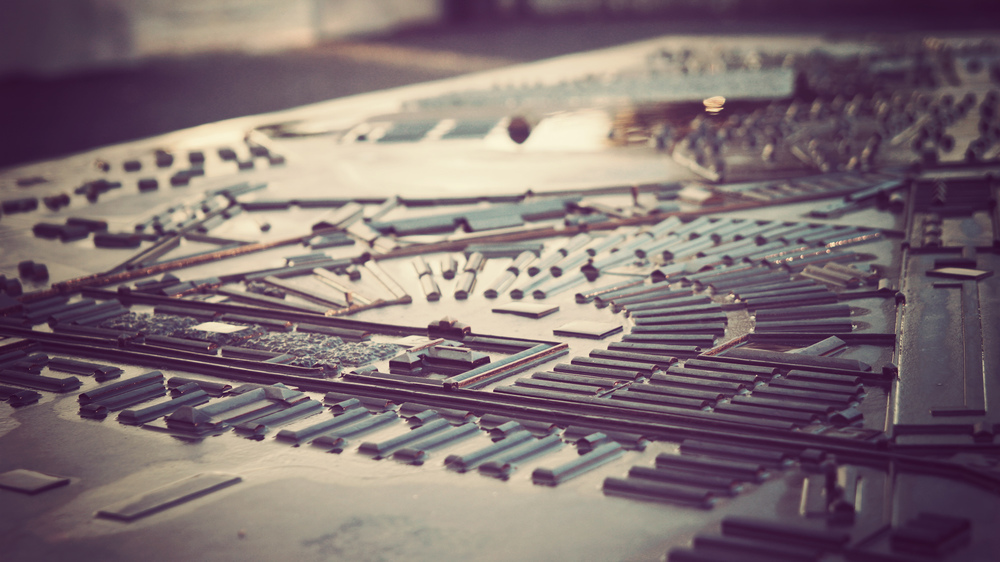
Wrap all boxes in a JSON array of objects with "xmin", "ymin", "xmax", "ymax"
[
  {"xmin": 492, "ymin": 302, "xmax": 559, "ymax": 319},
  {"xmin": 553, "ymin": 321, "xmax": 623, "ymax": 339},
  {"xmin": 0, "ymin": 469, "xmax": 71, "ymax": 495}
]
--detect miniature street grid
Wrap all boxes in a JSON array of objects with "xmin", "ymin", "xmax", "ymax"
[{"xmin": 1, "ymin": 32, "xmax": 1000, "ymax": 561}]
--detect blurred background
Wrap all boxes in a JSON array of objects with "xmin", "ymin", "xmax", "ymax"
[{"xmin": 1, "ymin": 0, "xmax": 996, "ymax": 169}]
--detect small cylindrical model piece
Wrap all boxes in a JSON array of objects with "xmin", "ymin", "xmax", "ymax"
[
  {"xmin": 483, "ymin": 271, "xmax": 516, "ymax": 299},
  {"xmin": 454, "ymin": 252, "xmax": 485, "ymax": 300},
  {"xmin": 412, "ymin": 257, "xmax": 441, "ymax": 302},
  {"xmin": 528, "ymin": 233, "xmax": 591, "ymax": 276},
  {"xmin": 483, "ymin": 250, "xmax": 536, "ymax": 298},
  {"xmin": 441, "ymin": 255, "xmax": 459, "ymax": 280},
  {"xmin": 532, "ymin": 271, "xmax": 587, "ymax": 300}
]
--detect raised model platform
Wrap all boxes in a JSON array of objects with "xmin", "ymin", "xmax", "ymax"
[{"xmin": 1, "ymin": 32, "xmax": 999, "ymax": 561}]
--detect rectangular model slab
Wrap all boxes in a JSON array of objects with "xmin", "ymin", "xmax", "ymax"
[{"xmin": 97, "ymin": 472, "xmax": 242, "ymax": 521}]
